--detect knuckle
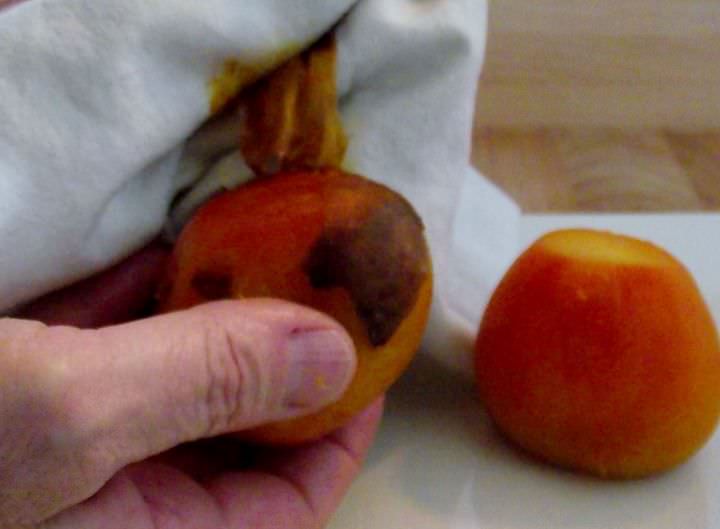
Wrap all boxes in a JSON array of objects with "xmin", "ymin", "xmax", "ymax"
[{"xmin": 199, "ymin": 317, "xmax": 269, "ymax": 435}]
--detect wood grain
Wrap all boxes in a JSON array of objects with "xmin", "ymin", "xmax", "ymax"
[
  {"xmin": 664, "ymin": 133, "xmax": 720, "ymax": 210},
  {"xmin": 472, "ymin": 129, "xmax": 720, "ymax": 212},
  {"xmin": 474, "ymin": 0, "xmax": 720, "ymax": 129},
  {"xmin": 472, "ymin": 2, "xmax": 720, "ymax": 212}
]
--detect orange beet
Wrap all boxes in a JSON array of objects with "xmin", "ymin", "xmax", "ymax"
[
  {"xmin": 474, "ymin": 228, "xmax": 720, "ymax": 479},
  {"xmin": 158, "ymin": 168, "xmax": 432, "ymax": 444}
]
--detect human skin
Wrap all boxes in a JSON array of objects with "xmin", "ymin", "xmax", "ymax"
[
  {"xmin": 2, "ymin": 242, "xmax": 382, "ymax": 529},
  {"xmin": 0, "ymin": 0, "xmax": 22, "ymax": 11}
]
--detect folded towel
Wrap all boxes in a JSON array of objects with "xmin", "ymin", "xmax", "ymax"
[{"xmin": 0, "ymin": 0, "xmax": 518, "ymax": 371}]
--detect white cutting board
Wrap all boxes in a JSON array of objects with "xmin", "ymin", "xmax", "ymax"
[{"xmin": 329, "ymin": 213, "xmax": 720, "ymax": 529}]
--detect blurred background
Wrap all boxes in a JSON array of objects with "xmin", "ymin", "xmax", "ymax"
[{"xmin": 471, "ymin": 0, "xmax": 720, "ymax": 212}]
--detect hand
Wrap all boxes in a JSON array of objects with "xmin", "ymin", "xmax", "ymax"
[{"xmin": 2, "ymin": 243, "xmax": 382, "ymax": 529}]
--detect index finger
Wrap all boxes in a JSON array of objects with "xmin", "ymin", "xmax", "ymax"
[
  {"xmin": 15, "ymin": 241, "xmax": 169, "ymax": 328},
  {"xmin": 205, "ymin": 398, "xmax": 384, "ymax": 528}
]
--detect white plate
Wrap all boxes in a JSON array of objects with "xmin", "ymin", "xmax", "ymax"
[{"xmin": 329, "ymin": 213, "xmax": 720, "ymax": 529}]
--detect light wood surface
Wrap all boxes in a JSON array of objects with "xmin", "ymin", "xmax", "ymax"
[
  {"xmin": 472, "ymin": 1, "xmax": 720, "ymax": 213},
  {"xmin": 474, "ymin": 0, "xmax": 720, "ymax": 129},
  {"xmin": 472, "ymin": 128, "xmax": 720, "ymax": 212}
]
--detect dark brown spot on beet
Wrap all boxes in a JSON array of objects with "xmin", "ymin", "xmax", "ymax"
[
  {"xmin": 191, "ymin": 271, "xmax": 233, "ymax": 300},
  {"xmin": 304, "ymin": 193, "xmax": 429, "ymax": 346}
]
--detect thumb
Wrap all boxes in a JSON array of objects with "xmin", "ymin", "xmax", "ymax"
[{"xmin": 21, "ymin": 298, "xmax": 356, "ymax": 469}]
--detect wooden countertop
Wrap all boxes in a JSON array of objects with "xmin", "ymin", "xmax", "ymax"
[
  {"xmin": 474, "ymin": 0, "xmax": 720, "ymax": 129},
  {"xmin": 471, "ymin": 1, "xmax": 720, "ymax": 213},
  {"xmin": 472, "ymin": 128, "xmax": 720, "ymax": 213}
]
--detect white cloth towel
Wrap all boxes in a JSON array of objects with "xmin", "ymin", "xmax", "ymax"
[{"xmin": 0, "ymin": 0, "xmax": 519, "ymax": 372}]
